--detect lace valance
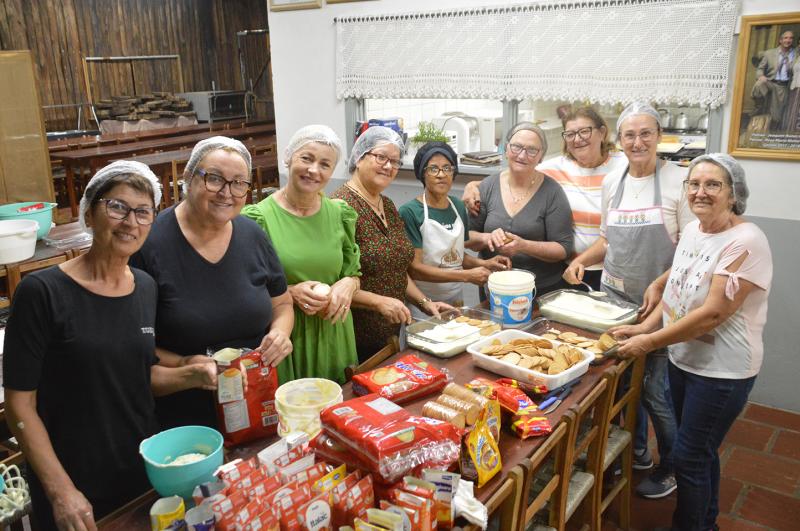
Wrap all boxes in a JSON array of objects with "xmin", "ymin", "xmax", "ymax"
[{"xmin": 335, "ymin": 0, "xmax": 740, "ymax": 107}]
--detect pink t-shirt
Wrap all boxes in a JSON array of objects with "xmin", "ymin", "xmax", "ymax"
[{"xmin": 662, "ymin": 220, "xmax": 772, "ymax": 379}]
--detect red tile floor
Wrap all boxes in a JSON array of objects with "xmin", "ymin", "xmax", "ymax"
[{"xmin": 604, "ymin": 402, "xmax": 800, "ymax": 530}]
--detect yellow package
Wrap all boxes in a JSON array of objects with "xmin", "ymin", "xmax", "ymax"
[
  {"xmin": 312, "ymin": 463, "xmax": 346, "ymax": 502},
  {"xmin": 354, "ymin": 518, "xmax": 390, "ymax": 530},
  {"xmin": 466, "ymin": 415, "xmax": 501, "ymax": 487},
  {"xmin": 482, "ymin": 399, "xmax": 501, "ymax": 443},
  {"xmin": 149, "ymin": 496, "xmax": 185, "ymax": 531}
]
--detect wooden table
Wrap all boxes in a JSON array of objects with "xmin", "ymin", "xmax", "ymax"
[
  {"xmin": 53, "ymin": 124, "xmax": 276, "ymax": 218},
  {"xmin": 98, "ymin": 326, "xmax": 614, "ymax": 530}
]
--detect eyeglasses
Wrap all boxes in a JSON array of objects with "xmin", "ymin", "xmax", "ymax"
[
  {"xmin": 425, "ymin": 164, "xmax": 455, "ymax": 177},
  {"xmin": 365, "ymin": 151, "xmax": 402, "ymax": 170},
  {"xmin": 683, "ymin": 179, "xmax": 728, "ymax": 195},
  {"xmin": 508, "ymin": 143, "xmax": 540, "ymax": 158},
  {"xmin": 99, "ymin": 198, "xmax": 157, "ymax": 225},
  {"xmin": 196, "ymin": 168, "xmax": 251, "ymax": 198},
  {"xmin": 620, "ymin": 129, "xmax": 658, "ymax": 144},
  {"xmin": 561, "ymin": 126, "xmax": 595, "ymax": 142}
]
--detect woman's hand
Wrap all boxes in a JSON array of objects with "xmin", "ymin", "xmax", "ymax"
[
  {"xmin": 187, "ymin": 360, "xmax": 217, "ymax": 391},
  {"xmin": 378, "ymin": 296, "xmax": 412, "ymax": 325},
  {"xmin": 257, "ymin": 329, "xmax": 293, "ymax": 368},
  {"xmin": 462, "ymin": 267, "xmax": 492, "ymax": 286},
  {"xmin": 617, "ymin": 334, "xmax": 656, "ymax": 358},
  {"xmin": 563, "ymin": 261, "xmax": 586, "ymax": 285},
  {"xmin": 496, "ymin": 233, "xmax": 523, "ymax": 257},
  {"xmin": 423, "ymin": 300, "xmax": 454, "ymax": 318},
  {"xmin": 639, "ymin": 281, "xmax": 665, "ymax": 320},
  {"xmin": 288, "ymin": 281, "xmax": 329, "ymax": 316},
  {"xmin": 608, "ymin": 323, "xmax": 646, "ymax": 341},
  {"xmin": 462, "ymin": 181, "xmax": 482, "ymax": 216},
  {"xmin": 484, "ymin": 255, "xmax": 512, "ymax": 271},
  {"xmin": 487, "ymin": 228, "xmax": 510, "ymax": 252},
  {"xmin": 325, "ymin": 277, "xmax": 358, "ymax": 324},
  {"xmin": 52, "ymin": 487, "xmax": 96, "ymax": 531}
]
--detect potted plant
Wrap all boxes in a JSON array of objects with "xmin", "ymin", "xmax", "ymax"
[{"xmin": 405, "ymin": 121, "xmax": 450, "ymax": 162}]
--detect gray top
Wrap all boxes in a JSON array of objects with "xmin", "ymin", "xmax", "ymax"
[{"xmin": 471, "ymin": 173, "xmax": 574, "ymax": 291}]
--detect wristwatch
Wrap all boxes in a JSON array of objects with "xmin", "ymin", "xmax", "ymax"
[{"xmin": 419, "ymin": 297, "xmax": 432, "ymax": 306}]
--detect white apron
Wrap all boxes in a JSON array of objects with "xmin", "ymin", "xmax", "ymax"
[{"xmin": 410, "ymin": 194, "xmax": 465, "ymax": 319}]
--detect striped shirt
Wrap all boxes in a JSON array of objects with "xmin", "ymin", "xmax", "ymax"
[{"xmin": 537, "ymin": 152, "xmax": 628, "ymax": 268}]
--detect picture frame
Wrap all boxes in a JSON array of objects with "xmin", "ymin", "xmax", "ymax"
[
  {"xmin": 728, "ymin": 12, "xmax": 800, "ymax": 161},
  {"xmin": 269, "ymin": 0, "xmax": 322, "ymax": 12}
]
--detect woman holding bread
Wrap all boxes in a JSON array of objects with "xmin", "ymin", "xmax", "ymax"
[
  {"xmin": 468, "ymin": 122, "xmax": 575, "ymax": 295},
  {"xmin": 241, "ymin": 125, "xmax": 360, "ymax": 384}
]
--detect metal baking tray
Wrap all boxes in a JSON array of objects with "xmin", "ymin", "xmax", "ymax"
[{"xmin": 537, "ymin": 289, "xmax": 639, "ymax": 333}]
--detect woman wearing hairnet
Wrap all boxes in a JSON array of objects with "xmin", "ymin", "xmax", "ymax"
[
  {"xmin": 611, "ymin": 154, "xmax": 772, "ymax": 531},
  {"xmin": 332, "ymin": 126, "xmax": 451, "ymax": 361},
  {"xmin": 564, "ymin": 102, "xmax": 694, "ymax": 498},
  {"xmin": 131, "ymin": 136, "xmax": 293, "ymax": 429},
  {"xmin": 469, "ymin": 122, "xmax": 575, "ymax": 295},
  {"xmin": 399, "ymin": 141, "xmax": 510, "ymax": 319},
  {"xmin": 3, "ymin": 162, "xmax": 215, "ymax": 530},
  {"xmin": 241, "ymin": 125, "xmax": 360, "ymax": 384}
]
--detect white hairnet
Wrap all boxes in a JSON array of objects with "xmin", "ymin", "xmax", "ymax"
[
  {"xmin": 183, "ymin": 136, "xmax": 252, "ymax": 195},
  {"xmin": 284, "ymin": 125, "xmax": 343, "ymax": 166},
  {"xmin": 506, "ymin": 121, "xmax": 548, "ymax": 156},
  {"xmin": 347, "ymin": 126, "xmax": 404, "ymax": 174},
  {"xmin": 616, "ymin": 102, "xmax": 662, "ymax": 132},
  {"xmin": 688, "ymin": 153, "xmax": 749, "ymax": 215},
  {"xmin": 79, "ymin": 160, "xmax": 162, "ymax": 232}
]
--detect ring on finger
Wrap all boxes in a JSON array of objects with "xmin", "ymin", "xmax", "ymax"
[{"xmin": 303, "ymin": 303, "xmax": 309, "ymax": 309}]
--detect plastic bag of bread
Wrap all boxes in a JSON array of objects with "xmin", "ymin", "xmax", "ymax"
[{"xmin": 351, "ymin": 354, "xmax": 448, "ymax": 404}]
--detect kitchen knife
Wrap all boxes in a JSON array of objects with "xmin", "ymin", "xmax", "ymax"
[{"xmin": 540, "ymin": 385, "xmax": 575, "ymax": 415}]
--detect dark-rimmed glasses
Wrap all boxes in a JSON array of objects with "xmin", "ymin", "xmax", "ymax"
[
  {"xmin": 683, "ymin": 179, "xmax": 727, "ymax": 195},
  {"xmin": 508, "ymin": 143, "xmax": 540, "ymax": 158},
  {"xmin": 196, "ymin": 168, "xmax": 251, "ymax": 198},
  {"xmin": 562, "ymin": 126, "xmax": 595, "ymax": 142},
  {"xmin": 425, "ymin": 164, "xmax": 455, "ymax": 177},
  {"xmin": 365, "ymin": 151, "xmax": 402, "ymax": 170},
  {"xmin": 98, "ymin": 198, "xmax": 157, "ymax": 225}
]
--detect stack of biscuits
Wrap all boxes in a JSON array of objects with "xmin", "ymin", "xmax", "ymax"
[{"xmin": 479, "ymin": 337, "xmax": 585, "ymax": 375}]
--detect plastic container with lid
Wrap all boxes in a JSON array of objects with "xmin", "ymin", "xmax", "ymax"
[
  {"xmin": 274, "ymin": 378, "xmax": 342, "ymax": 438},
  {"xmin": 537, "ymin": 289, "xmax": 639, "ymax": 332},
  {"xmin": 487, "ymin": 269, "xmax": 537, "ymax": 327},
  {"xmin": 0, "ymin": 220, "xmax": 38, "ymax": 265}
]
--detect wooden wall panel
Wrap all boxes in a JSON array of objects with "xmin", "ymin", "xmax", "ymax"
[{"xmin": 0, "ymin": 0, "xmax": 269, "ymax": 131}]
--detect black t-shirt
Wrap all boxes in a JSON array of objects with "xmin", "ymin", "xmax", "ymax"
[
  {"xmin": 2, "ymin": 266, "xmax": 158, "ymax": 515},
  {"xmin": 130, "ymin": 206, "xmax": 287, "ymax": 429}
]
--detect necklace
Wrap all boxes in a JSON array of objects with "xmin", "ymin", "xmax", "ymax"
[
  {"xmin": 506, "ymin": 174, "xmax": 539, "ymax": 204},
  {"xmin": 628, "ymin": 176, "xmax": 652, "ymax": 199},
  {"xmin": 346, "ymin": 182, "xmax": 386, "ymax": 222},
  {"xmin": 282, "ymin": 189, "xmax": 318, "ymax": 215}
]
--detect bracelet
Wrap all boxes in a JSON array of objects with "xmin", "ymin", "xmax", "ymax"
[{"xmin": 419, "ymin": 297, "xmax": 432, "ymax": 306}]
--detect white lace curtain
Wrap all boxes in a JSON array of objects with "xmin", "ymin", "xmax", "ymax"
[{"xmin": 335, "ymin": 0, "xmax": 740, "ymax": 107}]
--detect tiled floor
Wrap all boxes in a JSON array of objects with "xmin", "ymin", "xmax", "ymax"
[{"xmin": 606, "ymin": 402, "xmax": 800, "ymax": 531}]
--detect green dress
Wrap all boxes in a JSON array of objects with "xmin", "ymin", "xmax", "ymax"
[{"xmin": 241, "ymin": 195, "xmax": 360, "ymax": 385}]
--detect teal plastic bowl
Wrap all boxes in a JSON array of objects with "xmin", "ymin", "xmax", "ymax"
[
  {"xmin": 139, "ymin": 426, "xmax": 224, "ymax": 500},
  {"xmin": 0, "ymin": 202, "xmax": 57, "ymax": 240}
]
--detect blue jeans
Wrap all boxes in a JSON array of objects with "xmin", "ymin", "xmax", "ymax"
[
  {"xmin": 639, "ymin": 353, "xmax": 677, "ymax": 472},
  {"xmin": 669, "ymin": 362, "xmax": 756, "ymax": 531}
]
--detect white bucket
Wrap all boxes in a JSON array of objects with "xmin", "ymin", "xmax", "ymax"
[
  {"xmin": 487, "ymin": 269, "xmax": 537, "ymax": 327},
  {"xmin": 274, "ymin": 378, "xmax": 342, "ymax": 438},
  {"xmin": 0, "ymin": 220, "xmax": 39, "ymax": 265}
]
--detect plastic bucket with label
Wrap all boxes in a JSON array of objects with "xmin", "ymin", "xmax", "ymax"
[
  {"xmin": 487, "ymin": 269, "xmax": 537, "ymax": 327},
  {"xmin": 274, "ymin": 378, "xmax": 342, "ymax": 438}
]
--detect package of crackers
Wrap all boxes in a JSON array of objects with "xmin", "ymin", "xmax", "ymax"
[{"xmin": 352, "ymin": 354, "xmax": 448, "ymax": 404}]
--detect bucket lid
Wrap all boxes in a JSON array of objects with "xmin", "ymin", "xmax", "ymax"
[
  {"xmin": 0, "ymin": 219, "xmax": 39, "ymax": 236},
  {"xmin": 488, "ymin": 269, "xmax": 536, "ymax": 287}
]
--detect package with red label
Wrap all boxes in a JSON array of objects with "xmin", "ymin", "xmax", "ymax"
[
  {"xmin": 274, "ymin": 484, "xmax": 313, "ymax": 529},
  {"xmin": 351, "ymin": 355, "xmax": 447, "ymax": 404},
  {"xmin": 242, "ymin": 509, "xmax": 280, "ymax": 531},
  {"xmin": 319, "ymin": 395, "xmax": 461, "ymax": 483},
  {"xmin": 441, "ymin": 383, "xmax": 501, "ymax": 442},
  {"xmin": 282, "ymin": 460, "xmax": 328, "ymax": 486},
  {"xmin": 312, "ymin": 463, "xmax": 346, "ymax": 499},
  {"xmin": 310, "ymin": 431, "xmax": 372, "ymax": 472},
  {"xmin": 192, "ymin": 480, "xmax": 228, "ymax": 507},
  {"xmin": 262, "ymin": 480, "xmax": 300, "ymax": 510},
  {"xmin": 234, "ymin": 499, "xmax": 266, "ymax": 530},
  {"xmin": 296, "ymin": 491, "xmax": 333, "ymax": 530},
  {"xmin": 380, "ymin": 500, "xmax": 418, "ymax": 530},
  {"xmin": 341, "ymin": 475, "xmax": 375, "ymax": 527},
  {"xmin": 232, "ymin": 469, "xmax": 266, "ymax": 493},
  {"xmin": 401, "ymin": 477, "xmax": 437, "ymax": 530},
  {"xmin": 496, "ymin": 378, "xmax": 547, "ymax": 396},
  {"xmin": 217, "ymin": 458, "xmax": 260, "ymax": 486},
  {"xmin": 466, "ymin": 377, "xmax": 537, "ymax": 415},
  {"xmin": 209, "ymin": 490, "xmax": 248, "ymax": 530},
  {"xmin": 213, "ymin": 348, "xmax": 279, "ymax": 447},
  {"xmin": 422, "ymin": 469, "xmax": 459, "ymax": 529},
  {"xmin": 247, "ymin": 474, "xmax": 282, "ymax": 503},
  {"xmin": 511, "ymin": 415, "xmax": 553, "ymax": 439},
  {"xmin": 392, "ymin": 490, "xmax": 433, "ymax": 531}
]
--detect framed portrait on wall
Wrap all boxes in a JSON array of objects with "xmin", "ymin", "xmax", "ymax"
[
  {"xmin": 269, "ymin": 0, "xmax": 321, "ymax": 12},
  {"xmin": 728, "ymin": 12, "xmax": 800, "ymax": 161}
]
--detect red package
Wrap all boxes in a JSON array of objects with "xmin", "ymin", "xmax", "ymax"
[
  {"xmin": 242, "ymin": 508, "xmax": 280, "ymax": 531},
  {"xmin": 393, "ymin": 490, "xmax": 433, "ymax": 531},
  {"xmin": 296, "ymin": 492, "xmax": 332, "ymax": 530},
  {"xmin": 214, "ymin": 349, "xmax": 279, "ymax": 447},
  {"xmin": 467, "ymin": 377, "xmax": 537, "ymax": 415},
  {"xmin": 380, "ymin": 500, "xmax": 419, "ymax": 530},
  {"xmin": 235, "ymin": 499, "xmax": 266, "ymax": 529},
  {"xmin": 263, "ymin": 480, "xmax": 300, "ymax": 509},
  {"xmin": 284, "ymin": 461, "xmax": 329, "ymax": 487},
  {"xmin": 247, "ymin": 474, "xmax": 282, "ymax": 502},
  {"xmin": 337, "ymin": 475, "xmax": 374, "ymax": 527},
  {"xmin": 351, "ymin": 354, "xmax": 447, "ymax": 404},
  {"xmin": 319, "ymin": 395, "xmax": 461, "ymax": 483},
  {"xmin": 217, "ymin": 458, "xmax": 259, "ymax": 486},
  {"xmin": 511, "ymin": 415, "xmax": 553, "ymax": 439},
  {"xmin": 310, "ymin": 432, "xmax": 372, "ymax": 472},
  {"xmin": 331, "ymin": 470, "xmax": 362, "ymax": 505},
  {"xmin": 274, "ymin": 484, "xmax": 313, "ymax": 530},
  {"xmin": 210, "ymin": 490, "xmax": 248, "ymax": 526},
  {"xmin": 232, "ymin": 469, "xmax": 266, "ymax": 494}
]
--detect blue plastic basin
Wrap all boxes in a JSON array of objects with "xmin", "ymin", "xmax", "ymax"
[
  {"xmin": 0, "ymin": 202, "xmax": 57, "ymax": 240},
  {"xmin": 139, "ymin": 426, "xmax": 224, "ymax": 500}
]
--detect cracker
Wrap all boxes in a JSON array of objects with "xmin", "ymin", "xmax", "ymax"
[
  {"xmin": 558, "ymin": 332, "xmax": 578, "ymax": 339},
  {"xmin": 455, "ymin": 316, "xmax": 470, "ymax": 323},
  {"xmin": 517, "ymin": 357, "xmax": 534, "ymax": 370},
  {"xmin": 502, "ymin": 352, "xmax": 521, "ymax": 365},
  {"xmin": 541, "ymin": 333, "xmax": 558, "ymax": 340},
  {"xmin": 476, "ymin": 320, "xmax": 494, "ymax": 328},
  {"xmin": 480, "ymin": 324, "xmax": 501, "ymax": 336},
  {"xmin": 547, "ymin": 328, "xmax": 562, "ymax": 335},
  {"xmin": 533, "ymin": 339, "xmax": 554, "ymax": 349},
  {"xmin": 577, "ymin": 341, "xmax": 595, "ymax": 348},
  {"xmin": 481, "ymin": 345, "xmax": 502, "ymax": 355},
  {"xmin": 467, "ymin": 319, "xmax": 482, "ymax": 326}
]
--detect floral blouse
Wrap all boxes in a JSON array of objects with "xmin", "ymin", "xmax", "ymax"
[{"xmin": 331, "ymin": 185, "xmax": 415, "ymax": 361}]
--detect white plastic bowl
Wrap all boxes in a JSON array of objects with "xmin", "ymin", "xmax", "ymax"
[{"xmin": 0, "ymin": 220, "xmax": 38, "ymax": 265}]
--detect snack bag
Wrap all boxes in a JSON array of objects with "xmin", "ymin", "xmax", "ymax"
[
  {"xmin": 496, "ymin": 378, "xmax": 547, "ymax": 396},
  {"xmin": 216, "ymin": 458, "xmax": 259, "ymax": 486},
  {"xmin": 466, "ymin": 414, "xmax": 501, "ymax": 487},
  {"xmin": 319, "ymin": 395, "xmax": 461, "ymax": 483},
  {"xmin": 343, "ymin": 475, "xmax": 375, "ymax": 526},
  {"xmin": 283, "ymin": 461, "xmax": 329, "ymax": 486},
  {"xmin": 393, "ymin": 490, "xmax": 433, "ymax": 531},
  {"xmin": 312, "ymin": 463, "xmax": 347, "ymax": 498},
  {"xmin": 214, "ymin": 348, "xmax": 279, "ymax": 447},
  {"xmin": 247, "ymin": 474, "xmax": 282, "ymax": 503},
  {"xmin": 296, "ymin": 492, "xmax": 332, "ymax": 530},
  {"xmin": 365, "ymin": 508, "xmax": 404, "ymax": 530},
  {"xmin": 467, "ymin": 377, "xmax": 538, "ymax": 415},
  {"xmin": 401, "ymin": 477, "xmax": 437, "ymax": 530},
  {"xmin": 242, "ymin": 509, "xmax": 280, "ymax": 531},
  {"xmin": 511, "ymin": 415, "xmax": 553, "ymax": 439},
  {"xmin": 310, "ymin": 432, "xmax": 372, "ymax": 472},
  {"xmin": 351, "ymin": 355, "xmax": 447, "ymax": 403},
  {"xmin": 379, "ymin": 500, "xmax": 416, "ymax": 531},
  {"xmin": 442, "ymin": 383, "xmax": 501, "ymax": 442},
  {"xmin": 422, "ymin": 469, "xmax": 459, "ymax": 529},
  {"xmin": 234, "ymin": 499, "xmax": 266, "ymax": 530}
]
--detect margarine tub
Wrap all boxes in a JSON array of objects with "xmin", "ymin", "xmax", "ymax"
[
  {"xmin": 274, "ymin": 378, "xmax": 342, "ymax": 438},
  {"xmin": 487, "ymin": 269, "xmax": 536, "ymax": 327}
]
